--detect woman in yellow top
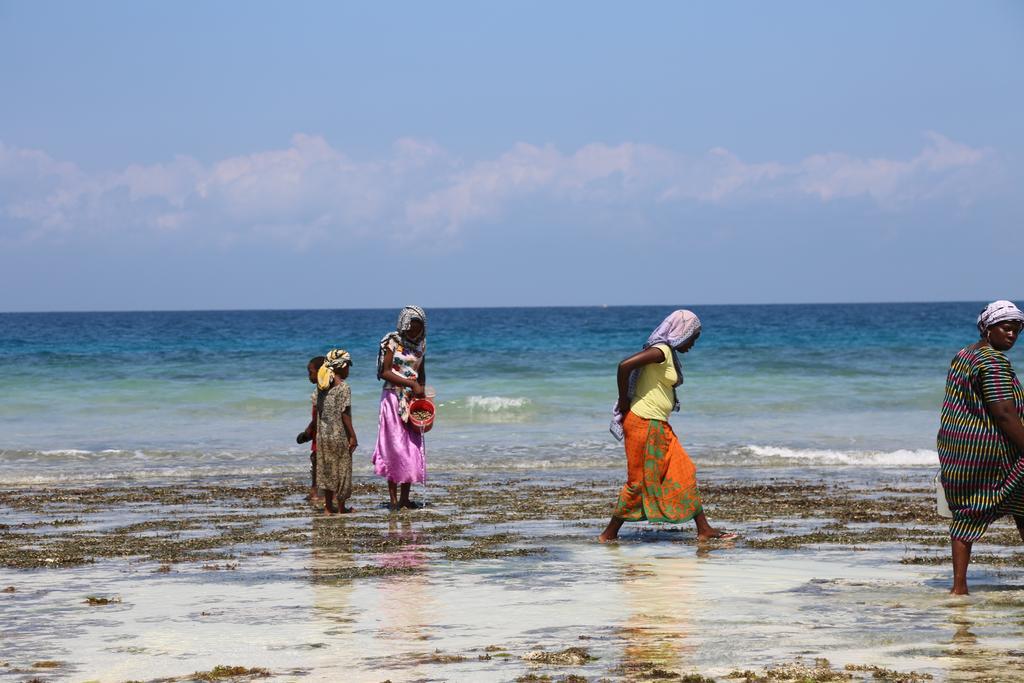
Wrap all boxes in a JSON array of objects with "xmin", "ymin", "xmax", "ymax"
[{"xmin": 600, "ymin": 310, "xmax": 734, "ymax": 542}]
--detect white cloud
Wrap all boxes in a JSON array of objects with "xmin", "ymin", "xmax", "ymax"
[{"xmin": 0, "ymin": 133, "xmax": 998, "ymax": 246}]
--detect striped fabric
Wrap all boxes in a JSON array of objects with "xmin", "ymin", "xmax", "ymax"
[{"xmin": 937, "ymin": 345, "xmax": 1024, "ymax": 541}]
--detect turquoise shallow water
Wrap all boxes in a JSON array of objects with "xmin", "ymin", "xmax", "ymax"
[{"xmin": 0, "ymin": 302, "xmax": 1014, "ymax": 483}]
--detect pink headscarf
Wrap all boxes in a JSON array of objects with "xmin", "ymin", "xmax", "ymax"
[
  {"xmin": 610, "ymin": 310, "xmax": 702, "ymax": 441},
  {"xmin": 645, "ymin": 309, "xmax": 702, "ymax": 357}
]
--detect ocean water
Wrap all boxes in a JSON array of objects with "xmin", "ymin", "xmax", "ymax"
[{"xmin": 0, "ymin": 302, "xmax": 1010, "ymax": 484}]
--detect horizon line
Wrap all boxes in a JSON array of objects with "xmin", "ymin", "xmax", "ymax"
[{"xmin": 0, "ymin": 298, "xmax": 1012, "ymax": 316}]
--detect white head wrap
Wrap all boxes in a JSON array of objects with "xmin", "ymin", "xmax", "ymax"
[{"xmin": 977, "ymin": 300, "xmax": 1024, "ymax": 335}]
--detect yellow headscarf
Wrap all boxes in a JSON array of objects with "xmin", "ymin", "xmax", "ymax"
[{"xmin": 317, "ymin": 348, "xmax": 352, "ymax": 390}]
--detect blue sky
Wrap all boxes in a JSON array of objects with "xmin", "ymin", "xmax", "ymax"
[{"xmin": 1, "ymin": 1, "xmax": 1022, "ymax": 311}]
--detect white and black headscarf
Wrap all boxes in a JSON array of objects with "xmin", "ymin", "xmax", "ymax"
[
  {"xmin": 977, "ymin": 300, "xmax": 1024, "ymax": 335},
  {"xmin": 376, "ymin": 305, "xmax": 427, "ymax": 379}
]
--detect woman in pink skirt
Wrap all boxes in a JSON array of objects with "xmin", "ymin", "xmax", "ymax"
[{"xmin": 372, "ymin": 305, "xmax": 428, "ymax": 510}]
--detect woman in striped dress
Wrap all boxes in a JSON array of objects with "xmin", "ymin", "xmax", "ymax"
[{"xmin": 938, "ymin": 300, "xmax": 1024, "ymax": 594}]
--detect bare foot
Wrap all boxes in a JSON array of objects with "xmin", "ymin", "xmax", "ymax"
[
  {"xmin": 398, "ymin": 500, "xmax": 421, "ymax": 510},
  {"xmin": 339, "ymin": 506, "xmax": 356, "ymax": 514},
  {"xmin": 323, "ymin": 507, "xmax": 336, "ymax": 516},
  {"xmin": 950, "ymin": 586, "xmax": 969, "ymax": 595},
  {"xmin": 697, "ymin": 529, "xmax": 738, "ymax": 541},
  {"xmin": 600, "ymin": 517, "xmax": 624, "ymax": 543}
]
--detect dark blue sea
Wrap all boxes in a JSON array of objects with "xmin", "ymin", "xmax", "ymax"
[{"xmin": 0, "ymin": 303, "xmax": 1008, "ymax": 484}]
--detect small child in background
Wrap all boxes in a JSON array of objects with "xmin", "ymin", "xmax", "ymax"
[
  {"xmin": 315, "ymin": 349, "xmax": 358, "ymax": 514},
  {"xmin": 297, "ymin": 356, "xmax": 326, "ymax": 503}
]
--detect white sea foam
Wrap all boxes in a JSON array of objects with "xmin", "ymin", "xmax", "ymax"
[
  {"xmin": 0, "ymin": 464, "xmax": 304, "ymax": 486},
  {"xmin": 738, "ymin": 445, "xmax": 938, "ymax": 467},
  {"xmin": 0, "ymin": 440, "xmax": 940, "ymax": 487},
  {"xmin": 464, "ymin": 396, "xmax": 531, "ymax": 412}
]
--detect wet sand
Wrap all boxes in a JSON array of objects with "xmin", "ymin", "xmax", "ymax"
[{"xmin": 2, "ymin": 467, "xmax": 1024, "ymax": 682}]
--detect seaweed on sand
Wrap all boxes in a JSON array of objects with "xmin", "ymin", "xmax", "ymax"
[
  {"xmin": 31, "ymin": 661, "xmax": 61, "ymax": 668},
  {"xmin": 843, "ymin": 664, "xmax": 933, "ymax": 680},
  {"xmin": 309, "ymin": 563, "xmax": 422, "ymax": 582},
  {"xmin": 189, "ymin": 664, "xmax": 271, "ymax": 681},
  {"xmin": 727, "ymin": 657, "xmax": 852, "ymax": 681},
  {"xmin": 522, "ymin": 647, "xmax": 595, "ymax": 665},
  {"xmin": 84, "ymin": 595, "xmax": 121, "ymax": 605},
  {"xmin": 723, "ymin": 657, "xmax": 931, "ymax": 682}
]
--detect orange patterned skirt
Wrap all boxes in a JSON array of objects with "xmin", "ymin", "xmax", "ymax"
[{"xmin": 611, "ymin": 411, "xmax": 703, "ymax": 523}]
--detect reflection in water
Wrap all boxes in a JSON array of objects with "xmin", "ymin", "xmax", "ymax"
[
  {"xmin": 611, "ymin": 547, "xmax": 700, "ymax": 676},
  {"xmin": 307, "ymin": 516, "xmax": 356, "ymax": 671},
  {"xmin": 372, "ymin": 516, "xmax": 434, "ymax": 644},
  {"xmin": 949, "ymin": 611, "xmax": 977, "ymax": 646},
  {"xmin": 311, "ymin": 517, "xmax": 354, "ymax": 623},
  {"xmin": 945, "ymin": 607, "xmax": 986, "ymax": 681},
  {"xmin": 307, "ymin": 511, "xmax": 436, "ymax": 671},
  {"xmin": 943, "ymin": 598, "xmax": 1024, "ymax": 682},
  {"xmin": 380, "ymin": 516, "xmax": 427, "ymax": 571}
]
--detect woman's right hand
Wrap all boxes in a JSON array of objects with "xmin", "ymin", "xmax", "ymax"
[
  {"xmin": 616, "ymin": 397, "xmax": 631, "ymax": 417},
  {"xmin": 411, "ymin": 381, "xmax": 425, "ymax": 397}
]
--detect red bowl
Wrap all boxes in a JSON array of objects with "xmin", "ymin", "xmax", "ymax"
[{"xmin": 408, "ymin": 398, "xmax": 435, "ymax": 433}]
